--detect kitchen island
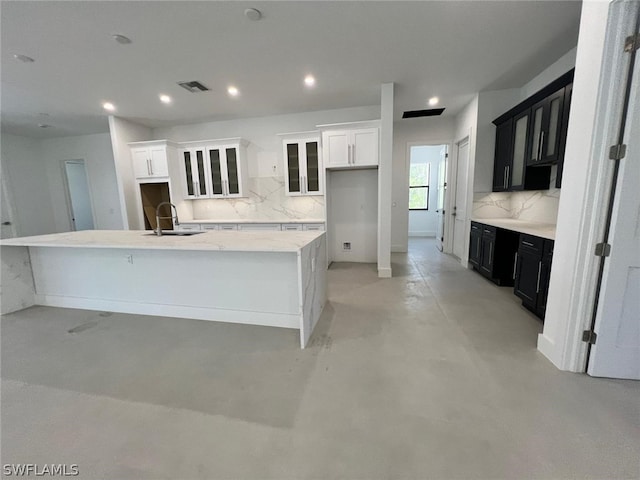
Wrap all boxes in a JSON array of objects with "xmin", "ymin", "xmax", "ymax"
[{"xmin": 0, "ymin": 230, "xmax": 327, "ymax": 348}]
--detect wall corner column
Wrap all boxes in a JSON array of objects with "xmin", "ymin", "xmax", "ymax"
[{"xmin": 378, "ymin": 83, "xmax": 394, "ymax": 278}]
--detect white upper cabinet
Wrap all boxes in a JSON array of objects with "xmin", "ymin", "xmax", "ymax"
[
  {"xmin": 322, "ymin": 127, "xmax": 379, "ymax": 169},
  {"xmin": 129, "ymin": 141, "xmax": 171, "ymax": 178},
  {"xmin": 282, "ymin": 134, "xmax": 323, "ymax": 196},
  {"xmin": 179, "ymin": 139, "xmax": 248, "ymax": 200}
]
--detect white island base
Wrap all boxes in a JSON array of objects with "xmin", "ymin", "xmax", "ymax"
[{"xmin": 1, "ymin": 230, "xmax": 327, "ymax": 348}]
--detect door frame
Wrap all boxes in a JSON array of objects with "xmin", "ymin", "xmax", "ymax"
[
  {"xmin": 538, "ymin": 0, "xmax": 638, "ymax": 373},
  {"xmin": 447, "ymin": 132, "xmax": 472, "ymax": 261},
  {"xmin": 0, "ymin": 169, "xmax": 18, "ymax": 238},
  {"xmin": 61, "ymin": 159, "xmax": 96, "ymax": 231},
  {"xmin": 404, "ymin": 141, "xmax": 452, "ymax": 247}
]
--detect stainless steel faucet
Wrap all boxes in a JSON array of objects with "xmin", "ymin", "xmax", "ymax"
[{"xmin": 155, "ymin": 202, "xmax": 179, "ymax": 236}]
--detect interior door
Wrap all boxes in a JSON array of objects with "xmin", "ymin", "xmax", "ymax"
[
  {"xmin": 1, "ymin": 175, "xmax": 16, "ymax": 238},
  {"xmin": 588, "ymin": 18, "xmax": 640, "ymax": 379},
  {"xmin": 452, "ymin": 139, "xmax": 469, "ymax": 260},
  {"xmin": 64, "ymin": 160, "xmax": 94, "ymax": 231},
  {"xmin": 435, "ymin": 145, "xmax": 448, "ymax": 251}
]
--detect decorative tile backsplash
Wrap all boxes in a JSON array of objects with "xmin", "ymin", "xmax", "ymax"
[
  {"xmin": 192, "ymin": 177, "xmax": 325, "ymax": 221},
  {"xmin": 472, "ymin": 166, "xmax": 560, "ymax": 224},
  {"xmin": 472, "ymin": 188, "xmax": 560, "ymax": 224}
]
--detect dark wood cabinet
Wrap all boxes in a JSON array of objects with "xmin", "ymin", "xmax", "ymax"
[
  {"xmin": 468, "ymin": 222, "xmax": 519, "ymax": 286},
  {"xmin": 492, "ymin": 119, "xmax": 513, "ymax": 192},
  {"xmin": 492, "ymin": 70, "xmax": 573, "ymax": 192},
  {"xmin": 556, "ymin": 83, "xmax": 572, "ymax": 188},
  {"xmin": 527, "ymin": 87, "xmax": 565, "ymax": 166},
  {"xmin": 514, "ymin": 234, "xmax": 554, "ymax": 320},
  {"xmin": 479, "ymin": 226, "xmax": 496, "ymax": 276},
  {"xmin": 469, "ymin": 222, "xmax": 482, "ymax": 267}
]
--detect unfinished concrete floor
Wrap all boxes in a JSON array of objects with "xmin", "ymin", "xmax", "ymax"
[{"xmin": 1, "ymin": 238, "xmax": 639, "ymax": 479}]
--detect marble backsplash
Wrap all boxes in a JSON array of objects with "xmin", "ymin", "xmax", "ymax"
[
  {"xmin": 472, "ymin": 188, "xmax": 560, "ymax": 224},
  {"xmin": 191, "ymin": 177, "xmax": 325, "ymax": 221}
]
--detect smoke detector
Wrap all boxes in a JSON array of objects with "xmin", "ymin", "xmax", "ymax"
[
  {"xmin": 244, "ymin": 8, "xmax": 262, "ymax": 21},
  {"xmin": 177, "ymin": 81, "xmax": 210, "ymax": 93}
]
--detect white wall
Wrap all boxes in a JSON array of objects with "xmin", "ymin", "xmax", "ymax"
[
  {"xmin": 391, "ymin": 117, "xmax": 454, "ymax": 252},
  {"xmin": 0, "ymin": 134, "xmax": 56, "ymax": 236},
  {"xmin": 108, "ymin": 116, "xmax": 152, "ymax": 229},
  {"xmin": 538, "ymin": 0, "xmax": 614, "ymax": 370},
  {"xmin": 150, "ymin": 106, "xmax": 379, "ymax": 222},
  {"xmin": 520, "ymin": 47, "xmax": 577, "ymax": 101},
  {"xmin": 328, "ymin": 169, "xmax": 378, "ymax": 263},
  {"xmin": 378, "ymin": 83, "xmax": 394, "ymax": 277},
  {"xmin": 474, "ymin": 89, "xmax": 521, "ymax": 194},
  {"xmin": 41, "ymin": 133, "xmax": 123, "ymax": 231},
  {"xmin": 408, "ymin": 145, "xmax": 441, "ymax": 237}
]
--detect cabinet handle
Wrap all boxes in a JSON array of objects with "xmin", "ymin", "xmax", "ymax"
[
  {"xmin": 503, "ymin": 167, "xmax": 507, "ymax": 189},
  {"xmin": 149, "ymin": 159, "xmax": 153, "ymax": 175},
  {"xmin": 506, "ymin": 165, "xmax": 510, "ymax": 188},
  {"xmin": 522, "ymin": 241, "xmax": 535, "ymax": 247},
  {"xmin": 536, "ymin": 261, "xmax": 542, "ymax": 293},
  {"xmin": 352, "ymin": 143, "xmax": 356, "ymax": 164},
  {"xmin": 513, "ymin": 252, "xmax": 518, "ymax": 279},
  {"xmin": 539, "ymin": 131, "xmax": 545, "ymax": 160},
  {"xmin": 147, "ymin": 159, "xmax": 151, "ymax": 176},
  {"xmin": 348, "ymin": 145, "xmax": 352, "ymax": 164},
  {"xmin": 476, "ymin": 238, "xmax": 480, "ymax": 258},
  {"xmin": 489, "ymin": 242, "xmax": 493, "ymax": 265}
]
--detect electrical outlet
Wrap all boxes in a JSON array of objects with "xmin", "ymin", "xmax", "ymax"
[{"xmin": 342, "ymin": 242, "xmax": 351, "ymax": 251}]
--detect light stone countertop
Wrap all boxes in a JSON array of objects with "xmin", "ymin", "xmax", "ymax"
[
  {"xmin": 471, "ymin": 218, "xmax": 556, "ymax": 240},
  {"xmin": 0, "ymin": 230, "xmax": 325, "ymax": 253},
  {"xmin": 180, "ymin": 218, "xmax": 326, "ymax": 224}
]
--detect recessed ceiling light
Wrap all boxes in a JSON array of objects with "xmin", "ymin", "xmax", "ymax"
[
  {"xmin": 102, "ymin": 102, "xmax": 116, "ymax": 112},
  {"xmin": 227, "ymin": 86, "xmax": 239, "ymax": 97},
  {"xmin": 14, "ymin": 54, "xmax": 35, "ymax": 63},
  {"xmin": 38, "ymin": 124, "xmax": 51, "ymax": 128},
  {"xmin": 244, "ymin": 8, "xmax": 262, "ymax": 21},
  {"xmin": 304, "ymin": 75, "xmax": 316, "ymax": 87},
  {"xmin": 159, "ymin": 94, "xmax": 172, "ymax": 104},
  {"xmin": 428, "ymin": 97, "xmax": 439, "ymax": 106},
  {"xmin": 112, "ymin": 34, "xmax": 132, "ymax": 44}
]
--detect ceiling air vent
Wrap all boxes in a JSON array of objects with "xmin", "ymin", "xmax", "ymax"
[
  {"xmin": 177, "ymin": 81, "xmax": 210, "ymax": 93},
  {"xmin": 402, "ymin": 108, "xmax": 445, "ymax": 119}
]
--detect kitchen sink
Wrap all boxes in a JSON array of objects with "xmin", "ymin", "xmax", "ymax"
[{"xmin": 144, "ymin": 230, "xmax": 205, "ymax": 236}]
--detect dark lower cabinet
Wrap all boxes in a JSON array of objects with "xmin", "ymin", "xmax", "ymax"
[
  {"xmin": 469, "ymin": 223, "xmax": 482, "ymax": 267},
  {"xmin": 469, "ymin": 222, "xmax": 519, "ymax": 286},
  {"xmin": 514, "ymin": 234, "xmax": 554, "ymax": 320}
]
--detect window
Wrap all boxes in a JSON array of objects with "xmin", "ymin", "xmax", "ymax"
[{"xmin": 409, "ymin": 162, "xmax": 430, "ymax": 210}]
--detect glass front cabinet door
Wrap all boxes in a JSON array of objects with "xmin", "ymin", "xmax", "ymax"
[
  {"xmin": 180, "ymin": 139, "xmax": 248, "ymax": 200},
  {"xmin": 182, "ymin": 148, "xmax": 208, "ymax": 199},
  {"xmin": 282, "ymin": 135, "xmax": 323, "ymax": 196}
]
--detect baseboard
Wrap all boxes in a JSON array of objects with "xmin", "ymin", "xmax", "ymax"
[
  {"xmin": 537, "ymin": 333, "xmax": 559, "ymax": 366},
  {"xmin": 408, "ymin": 232, "xmax": 436, "ymax": 237},
  {"xmin": 35, "ymin": 294, "xmax": 300, "ymax": 329},
  {"xmin": 378, "ymin": 267, "xmax": 392, "ymax": 278},
  {"xmin": 391, "ymin": 244, "xmax": 407, "ymax": 253}
]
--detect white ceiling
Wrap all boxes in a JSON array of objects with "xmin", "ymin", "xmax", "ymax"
[{"xmin": 1, "ymin": 1, "xmax": 582, "ymax": 139}]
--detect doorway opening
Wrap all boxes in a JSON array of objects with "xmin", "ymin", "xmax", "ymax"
[
  {"xmin": 63, "ymin": 160, "xmax": 95, "ymax": 231},
  {"xmin": 407, "ymin": 144, "xmax": 448, "ymax": 251},
  {"xmin": 450, "ymin": 137, "xmax": 470, "ymax": 261},
  {"xmin": 140, "ymin": 182, "xmax": 173, "ymax": 231}
]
